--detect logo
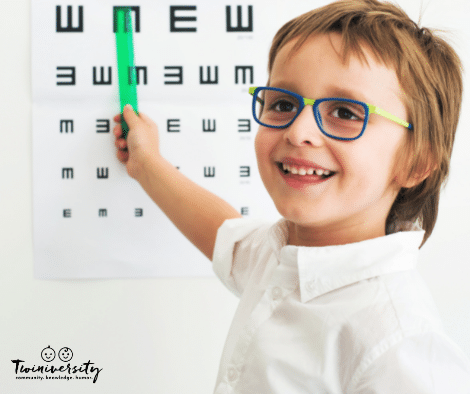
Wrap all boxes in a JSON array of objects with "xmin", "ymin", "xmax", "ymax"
[{"xmin": 12, "ymin": 346, "xmax": 102, "ymax": 383}]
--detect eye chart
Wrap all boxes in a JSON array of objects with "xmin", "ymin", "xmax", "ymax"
[{"xmin": 32, "ymin": 1, "xmax": 322, "ymax": 279}]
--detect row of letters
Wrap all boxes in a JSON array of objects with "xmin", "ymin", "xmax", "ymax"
[
  {"xmin": 56, "ymin": 5, "xmax": 254, "ymax": 33},
  {"xmin": 62, "ymin": 206, "xmax": 250, "ymax": 218},
  {"xmin": 61, "ymin": 167, "xmax": 252, "ymax": 179},
  {"xmin": 55, "ymin": 66, "xmax": 254, "ymax": 86},
  {"xmin": 59, "ymin": 119, "xmax": 252, "ymax": 134}
]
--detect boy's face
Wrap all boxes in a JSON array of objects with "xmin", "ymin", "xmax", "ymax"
[{"xmin": 255, "ymin": 33, "xmax": 411, "ymax": 245}]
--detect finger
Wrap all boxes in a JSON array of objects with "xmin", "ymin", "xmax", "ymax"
[
  {"xmin": 113, "ymin": 125, "xmax": 121, "ymax": 137},
  {"xmin": 114, "ymin": 114, "xmax": 121, "ymax": 123},
  {"xmin": 117, "ymin": 150, "xmax": 129, "ymax": 162},
  {"xmin": 115, "ymin": 138, "xmax": 125, "ymax": 150},
  {"xmin": 119, "ymin": 139, "xmax": 127, "ymax": 150},
  {"xmin": 122, "ymin": 104, "xmax": 139, "ymax": 127}
]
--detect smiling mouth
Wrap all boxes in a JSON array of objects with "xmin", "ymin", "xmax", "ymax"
[{"xmin": 276, "ymin": 162, "xmax": 336, "ymax": 179}]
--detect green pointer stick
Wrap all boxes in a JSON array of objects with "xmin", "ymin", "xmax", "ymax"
[{"xmin": 115, "ymin": 7, "xmax": 138, "ymax": 139}]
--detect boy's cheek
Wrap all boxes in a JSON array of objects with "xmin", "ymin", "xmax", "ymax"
[
  {"xmin": 254, "ymin": 132, "xmax": 272, "ymax": 165},
  {"xmin": 255, "ymin": 128, "xmax": 280, "ymax": 156}
]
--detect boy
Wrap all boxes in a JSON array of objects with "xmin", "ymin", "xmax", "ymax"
[{"xmin": 114, "ymin": 0, "xmax": 470, "ymax": 392}]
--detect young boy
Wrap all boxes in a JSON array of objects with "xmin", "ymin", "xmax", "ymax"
[{"xmin": 114, "ymin": 0, "xmax": 470, "ymax": 392}]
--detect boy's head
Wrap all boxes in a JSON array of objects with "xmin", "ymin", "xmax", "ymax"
[{"xmin": 259, "ymin": 0, "xmax": 463, "ymax": 247}]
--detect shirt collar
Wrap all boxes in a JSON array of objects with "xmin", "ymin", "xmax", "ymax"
[{"xmin": 268, "ymin": 218, "xmax": 425, "ymax": 303}]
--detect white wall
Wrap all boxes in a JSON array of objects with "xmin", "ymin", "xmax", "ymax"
[{"xmin": 1, "ymin": 0, "xmax": 469, "ymax": 392}]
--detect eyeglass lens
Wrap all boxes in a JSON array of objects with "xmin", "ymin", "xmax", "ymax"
[{"xmin": 254, "ymin": 88, "xmax": 366, "ymax": 139}]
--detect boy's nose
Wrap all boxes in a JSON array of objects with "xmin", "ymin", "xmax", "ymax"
[{"xmin": 283, "ymin": 106, "xmax": 325, "ymax": 147}]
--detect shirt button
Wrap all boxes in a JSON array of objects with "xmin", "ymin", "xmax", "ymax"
[
  {"xmin": 305, "ymin": 280, "xmax": 315, "ymax": 292},
  {"xmin": 271, "ymin": 286, "xmax": 283, "ymax": 300},
  {"xmin": 227, "ymin": 367, "xmax": 238, "ymax": 382}
]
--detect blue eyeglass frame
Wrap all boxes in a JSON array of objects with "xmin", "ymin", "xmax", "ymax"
[{"xmin": 249, "ymin": 86, "xmax": 413, "ymax": 141}]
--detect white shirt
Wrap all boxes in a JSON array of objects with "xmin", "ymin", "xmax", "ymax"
[{"xmin": 211, "ymin": 217, "xmax": 470, "ymax": 394}]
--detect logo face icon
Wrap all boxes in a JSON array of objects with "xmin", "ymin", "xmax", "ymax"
[
  {"xmin": 58, "ymin": 347, "xmax": 73, "ymax": 362},
  {"xmin": 13, "ymin": 345, "xmax": 103, "ymax": 383},
  {"xmin": 40, "ymin": 346, "xmax": 56, "ymax": 362}
]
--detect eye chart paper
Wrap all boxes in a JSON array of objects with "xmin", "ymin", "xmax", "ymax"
[{"xmin": 32, "ymin": 1, "xmax": 323, "ymax": 279}]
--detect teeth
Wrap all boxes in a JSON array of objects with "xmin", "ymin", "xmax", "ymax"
[{"xmin": 282, "ymin": 164, "xmax": 333, "ymax": 177}]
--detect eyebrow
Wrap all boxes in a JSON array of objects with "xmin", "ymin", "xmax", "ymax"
[
  {"xmin": 326, "ymin": 87, "xmax": 371, "ymax": 104},
  {"xmin": 269, "ymin": 82, "xmax": 371, "ymax": 104}
]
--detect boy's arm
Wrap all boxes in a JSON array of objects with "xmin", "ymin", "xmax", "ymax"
[
  {"xmin": 114, "ymin": 105, "xmax": 242, "ymax": 261},
  {"xmin": 137, "ymin": 155, "xmax": 242, "ymax": 261}
]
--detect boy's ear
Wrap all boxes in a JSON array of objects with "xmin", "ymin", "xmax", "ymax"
[
  {"xmin": 394, "ymin": 152, "xmax": 437, "ymax": 189},
  {"xmin": 396, "ymin": 166, "xmax": 435, "ymax": 188}
]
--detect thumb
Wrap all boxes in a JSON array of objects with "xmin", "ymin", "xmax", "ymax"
[{"xmin": 122, "ymin": 104, "xmax": 139, "ymax": 127}]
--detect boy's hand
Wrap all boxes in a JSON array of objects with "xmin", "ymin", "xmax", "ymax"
[{"xmin": 113, "ymin": 104, "xmax": 161, "ymax": 180}]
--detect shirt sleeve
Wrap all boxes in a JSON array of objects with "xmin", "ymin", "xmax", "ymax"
[
  {"xmin": 351, "ymin": 331, "xmax": 470, "ymax": 394},
  {"xmin": 212, "ymin": 217, "xmax": 272, "ymax": 298}
]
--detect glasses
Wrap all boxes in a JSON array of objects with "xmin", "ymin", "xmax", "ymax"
[{"xmin": 249, "ymin": 86, "xmax": 413, "ymax": 141}]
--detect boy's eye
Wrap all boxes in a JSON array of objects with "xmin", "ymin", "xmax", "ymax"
[
  {"xmin": 328, "ymin": 104, "xmax": 364, "ymax": 121},
  {"xmin": 270, "ymin": 99, "xmax": 298, "ymax": 113}
]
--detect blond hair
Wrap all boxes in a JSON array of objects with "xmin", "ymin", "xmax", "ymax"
[{"xmin": 267, "ymin": 0, "xmax": 463, "ymax": 246}]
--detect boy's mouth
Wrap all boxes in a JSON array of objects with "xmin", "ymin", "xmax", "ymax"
[{"xmin": 276, "ymin": 162, "xmax": 336, "ymax": 179}]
